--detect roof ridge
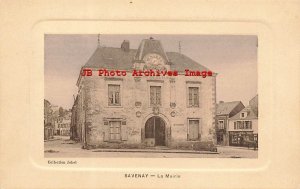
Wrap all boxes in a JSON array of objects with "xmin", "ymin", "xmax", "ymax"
[
  {"xmin": 82, "ymin": 45, "xmax": 213, "ymax": 72},
  {"xmin": 218, "ymin": 101, "xmax": 242, "ymax": 104},
  {"xmin": 96, "ymin": 46, "xmax": 199, "ymax": 54}
]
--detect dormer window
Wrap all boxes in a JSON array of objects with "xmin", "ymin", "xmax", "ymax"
[{"xmin": 240, "ymin": 112, "xmax": 247, "ymax": 118}]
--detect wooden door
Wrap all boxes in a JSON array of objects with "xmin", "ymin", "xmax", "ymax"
[
  {"xmin": 155, "ymin": 117, "xmax": 165, "ymax": 146},
  {"xmin": 188, "ymin": 120, "xmax": 199, "ymax": 140}
]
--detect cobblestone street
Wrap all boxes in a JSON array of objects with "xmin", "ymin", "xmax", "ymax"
[{"xmin": 44, "ymin": 136, "xmax": 258, "ymax": 158}]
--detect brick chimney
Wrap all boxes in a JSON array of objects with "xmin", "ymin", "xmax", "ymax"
[{"xmin": 121, "ymin": 40, "xmax": 130, "ymax": 52}]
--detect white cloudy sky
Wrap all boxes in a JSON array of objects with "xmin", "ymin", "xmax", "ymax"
[{"xmin": 45, "ymin": 34, "xmax": 257, "ymax": 109}]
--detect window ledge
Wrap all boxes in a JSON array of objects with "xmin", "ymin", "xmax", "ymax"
[{"xmin": 107, "ymin": 105, "xmax": 123, "ymax": 108}]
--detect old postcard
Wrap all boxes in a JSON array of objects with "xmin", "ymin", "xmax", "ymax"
[{"xmin": 44, "ymin": 34, "xmax": 258, "ymax": 159}]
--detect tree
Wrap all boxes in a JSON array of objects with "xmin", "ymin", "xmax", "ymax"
[{"xmin": 59, "ymin": 107, "xmax": 64, "ymax": 117}]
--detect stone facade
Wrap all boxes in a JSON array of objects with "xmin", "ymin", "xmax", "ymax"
[
  {"xmin": 55, "ymin": 111, "xmax": 71, "ymax": 136},
  {"xmin": 44, "ymin": 99, "xmax": 55, "ymax": 140},
  {"xmin": 72, "ymin": 38, "xmax": 217, "ymax": 149}
]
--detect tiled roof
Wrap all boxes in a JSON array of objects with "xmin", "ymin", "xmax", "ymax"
[
  {"xmin": 83, "ymin": 47, "xmax": 211, "ymax": 72},
  {"xmin": 84, "ymin": 47, "xmax": 137, "ymax": 70},
  {"xmin": 230, "ymin": 106, "xmax": 258, "ymax": 120},
  {"xmin": 216, "ymin": 101, "xmax": 242, "ymax": 115}
]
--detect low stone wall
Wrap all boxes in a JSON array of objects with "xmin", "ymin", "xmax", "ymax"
[
  {"xmin": 84, "ymin": 141, "xmax": 217, "ymax": 152},
  {"xmin": 85, "ymin": 142, "xmax": 146, "ymax": 150}
]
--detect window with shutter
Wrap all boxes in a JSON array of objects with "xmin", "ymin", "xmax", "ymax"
[
  {"xmin": 108, "ymin": 85, "xmax": 121, "ymax": 106},
  {"xmin": 121, "ymin": 124, "xmax": 128, "ymax": 141}
]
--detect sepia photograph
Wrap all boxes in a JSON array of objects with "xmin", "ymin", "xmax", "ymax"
[{"xmin": 44, "ymin": 34, "xmax": 258, "ymax": 158}]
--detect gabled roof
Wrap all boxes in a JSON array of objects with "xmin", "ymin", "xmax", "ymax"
[
  {"xmin": 83, "ymin": 47, "xmax": 211, "ymax": 72},
  {"xmin": 230, "ymin": 106, "xmax": 258, "ymax": 120},
  {"xmin": 216, "ymin": 101, "xmax": 243, "ymax": 115}
]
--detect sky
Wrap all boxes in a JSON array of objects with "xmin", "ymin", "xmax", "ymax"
[{"xmin": 45, "ymin": 34, "xmax": 257, "ymax": 109}]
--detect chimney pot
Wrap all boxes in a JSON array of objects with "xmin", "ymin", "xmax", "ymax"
[{"xmin": 121, "ymin": 40, "xmax": 130, "ymax": 52}]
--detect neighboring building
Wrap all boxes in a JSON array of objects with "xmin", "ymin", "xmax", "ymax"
[
  {"xmin": 228, "ymin": 95, "xmax": 258, "ymax": 147},
  {"xmin": 55, "ymin": 110, "xmax": 71, "ymax": 136},
  {"xmin": 44, "ymin": 99, "xmax": 55, "ymax": 140},
  {"xmin": 72, "ymin": 38, "xmax": 217, "ymax": 149},
  {"xmin": 70, "ymin": 96, "xmax": 79, "ymax": 140},
  {"xmin": 51, "ymin": 105, "xmax": 60, "ymax": 133},
  {"xmin": 216, "ymin": 101, "xmax": 245, "ymax": 145}
]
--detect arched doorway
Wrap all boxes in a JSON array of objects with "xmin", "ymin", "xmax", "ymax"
[{"xmin": 145, "ymin": 116, "xmax": 166, "ymax": 146}]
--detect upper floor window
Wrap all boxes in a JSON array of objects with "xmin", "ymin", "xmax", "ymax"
[
  {"xmin": 245, "ymin": 121, "xmax": 252, "ymax": 129},
  {"xmin": 108, "ymin": 84, "xmax": 121, "ymax": 106},
  {"xmin": 218, "ymin": 120, "xmax": 225, "ymax": 129},
  {"xmin": 150, "ymin": 86, "xmax": 161, "ymax": 106},
  {"xmin": 188, "ymin": 87, "xmax": 199, "ymax": 107},
  {"xmin": 234, "ymin": 121, "xmax": 252, "ymax": 130}
]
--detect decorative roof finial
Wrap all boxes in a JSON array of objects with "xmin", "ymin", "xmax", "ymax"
[{"xmin": 178, "ymin": 41, "xmax": 181, "ymax": 54}]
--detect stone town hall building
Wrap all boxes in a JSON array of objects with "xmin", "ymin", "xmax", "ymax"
[{"xmin": 70, "ymin": 38, "xmax": 217, "ymax": 149}]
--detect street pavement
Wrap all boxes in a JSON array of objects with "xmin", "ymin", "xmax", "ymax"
[{"xmin": 44, "ymin": 136, "xmax": 258, "ymax": 158}]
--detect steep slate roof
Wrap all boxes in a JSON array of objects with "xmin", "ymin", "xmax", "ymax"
[
  {"xmin": 84, "ymin": 47, "xmax": 137, "ymax": 70},
  {"xmin": 83, "ymin": 47, "xmax": 211, "ymax": 72},
  {"xmin": 230, "ymin": 106, "xmax": 258, "ymax": 120},
  {"xmin": 216, "ymin": 101, "xmax": 242, "ymax": 115}
]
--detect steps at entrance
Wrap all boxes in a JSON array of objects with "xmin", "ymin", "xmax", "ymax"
[{"xmin": 146, "ymin": 146, "xmax": 170, "ymax": 150}]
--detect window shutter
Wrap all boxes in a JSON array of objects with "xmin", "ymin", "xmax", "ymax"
[
  {"xmin": 115, "ymin": 86, "xmax": 120, "ymax": 105},
  {"xmin": 188, "ymin": 88, "xmax": 192, "ymax": 106},
  {"xmin": 115, "ymin": 92, "xmax": 119, "ymax": 104},
  {"xmin": 121, "ymin": 125, "xmax": 128, "ymax": 141},
  {"xmin": 103, "ymin": 123, "xmax": 110, "ymax": 141},
  {"xmin": 108, "ymin": 91, "xmax": 113, "ymax": 105},
  {"xmin": 195, "ymin": 88, "xmax": 199, "ymax": 106}
]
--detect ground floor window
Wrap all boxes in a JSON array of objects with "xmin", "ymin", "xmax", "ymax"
[
  {"xmin": 188, "ymin": 119, "xmax": 200, "ymax": 140},
  {"xmin": 229, "ymin": 131, "xmax": 258, "ymax": 147},
  {"xmin": 109, "ymin": 121, "xmax": 121, "ymax": 141}
]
